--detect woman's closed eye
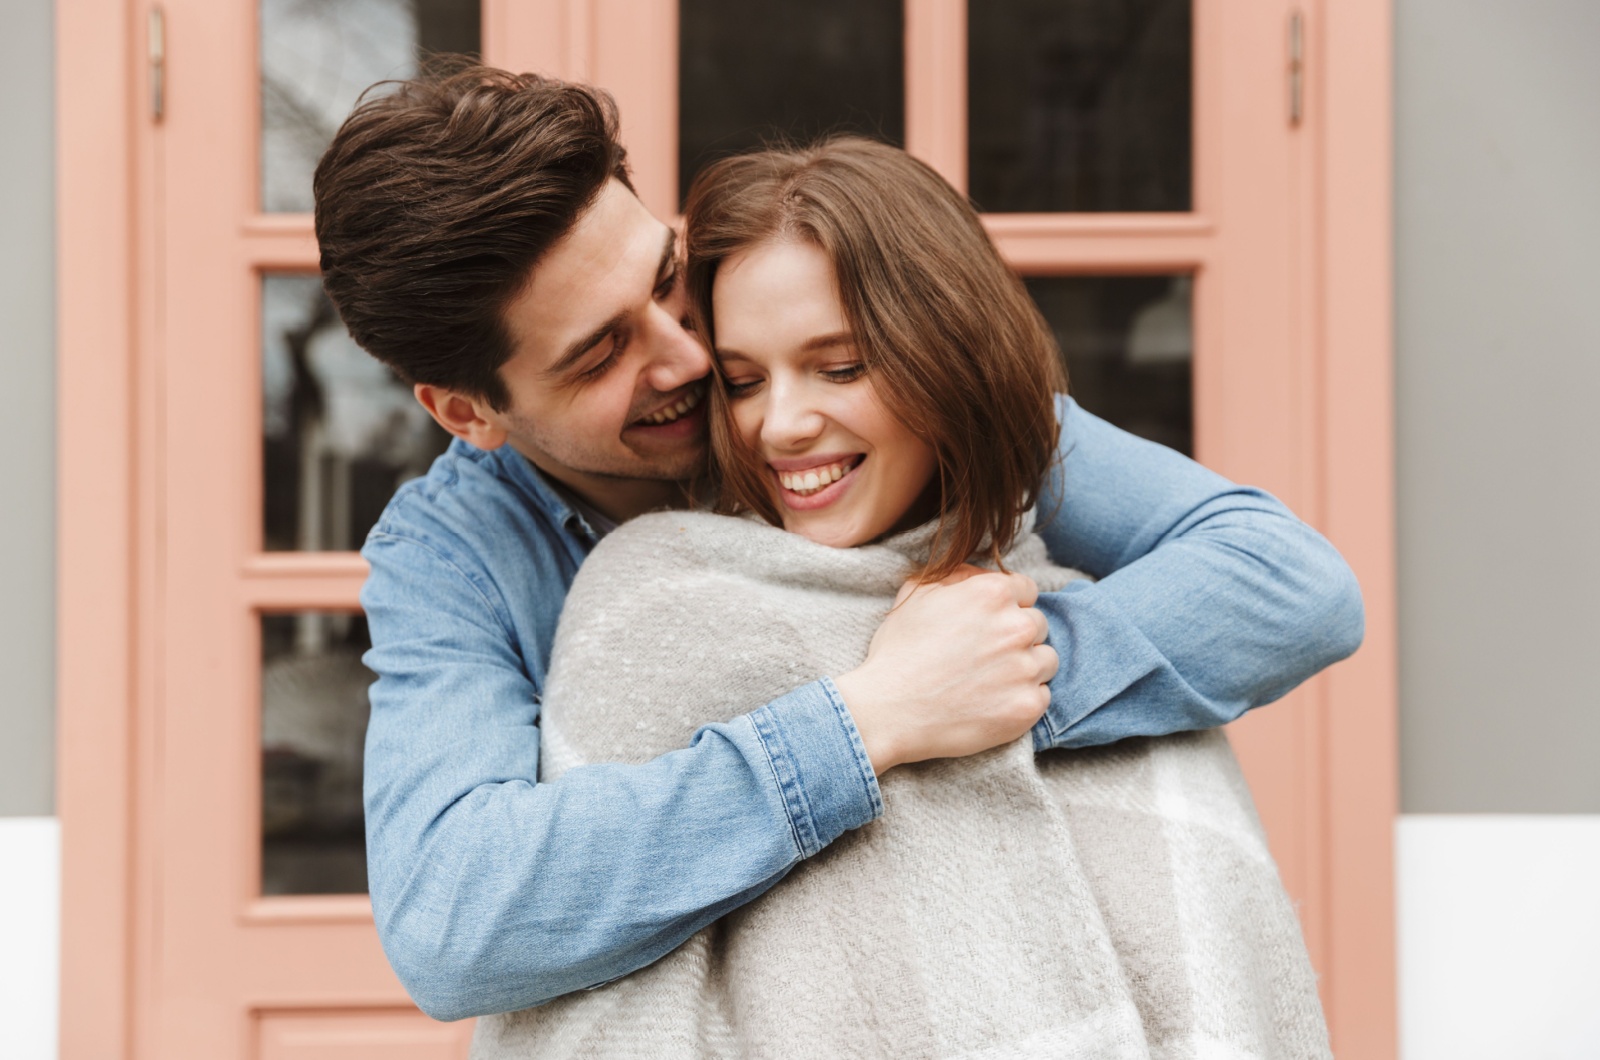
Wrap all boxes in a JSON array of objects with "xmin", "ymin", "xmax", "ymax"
[
  {"xmin": 723, "ymin": 374, "xmax": 762, "ymax": 397},
  {"xmin": 821, "ymin": 363, "xmax": 867, "ymax": 383}
]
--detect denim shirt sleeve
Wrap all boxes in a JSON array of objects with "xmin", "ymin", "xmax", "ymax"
[
  {"xmin": 360, "ymin": 532, "xmax": 880, "ymax": 1021},
  {"xmin": 1029, "ymin": 396, "xmax": 1365, "ymax": 750}
]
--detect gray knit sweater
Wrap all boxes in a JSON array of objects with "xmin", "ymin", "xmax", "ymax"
[{"xmin": 471, "ymin": 511, "xmax": 1331, "ymax": 1060}]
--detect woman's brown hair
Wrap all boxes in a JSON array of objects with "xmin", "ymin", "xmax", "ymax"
[{"xmin": 682, "ymin": 136, "xmax": 1066, "ymax": 580}]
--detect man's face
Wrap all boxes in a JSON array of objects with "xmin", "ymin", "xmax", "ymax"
[{"xmin": 485, "ymin": 179, "xmax": 711, "ymax": 509}]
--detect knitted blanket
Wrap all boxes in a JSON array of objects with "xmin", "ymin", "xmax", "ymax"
[{"xmin": 471, "ymin": 511, "xmax": 1331, "ymax": 1060}]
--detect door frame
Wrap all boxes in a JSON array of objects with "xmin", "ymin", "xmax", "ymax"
[{"xmin": 56, "ymin": 1, "xmax": 1395, "ymax": 1055}]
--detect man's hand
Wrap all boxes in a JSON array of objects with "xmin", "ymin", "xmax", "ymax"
[{"xmin": 833, "ymin": 566, "xmax": 1058, "ymax": 774}]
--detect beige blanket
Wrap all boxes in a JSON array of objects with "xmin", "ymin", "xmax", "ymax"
[{"xmin": 472, "ymin": 511, "xmax": 1331, "ymax": 1060}]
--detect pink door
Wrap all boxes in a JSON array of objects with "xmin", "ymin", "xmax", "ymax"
[{"xmin": 57, "ymin": 1, "xmax": 1395, "ymax": 1057}]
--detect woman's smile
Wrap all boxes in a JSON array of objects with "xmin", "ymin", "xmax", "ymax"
[{"xmin": 770, "ymin": 453, "xmax": 865, "ymax": 508}]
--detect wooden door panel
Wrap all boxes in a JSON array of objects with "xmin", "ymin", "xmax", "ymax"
[{"xmin": 257, "ymin": 1009, "xmax": 472, "ymax": 1060}]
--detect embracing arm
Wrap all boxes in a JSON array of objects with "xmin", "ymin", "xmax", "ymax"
[
  {"xmin": 360, "ymin": 533, "xmax": 880, "ymax": 1020},
  {"xmin": 362, "ymin": 528, "xmax": 1050, "ymax": 1019},
  {"xmin": 1031, "ymin": 396, "xmax": 1364, "ymax": 749}
]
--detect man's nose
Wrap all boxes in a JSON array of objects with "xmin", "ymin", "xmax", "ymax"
[{"xmin": 641, "ymin": 304, "xmax": 711, "ymax": 394}]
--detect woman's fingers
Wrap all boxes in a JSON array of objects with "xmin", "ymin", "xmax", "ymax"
[
  {"xmin": 1003, "ymin": 571, "xmax": 1040, "ymax": 608},
  {"xmin": 1030, "ymin": 643, "xmax": 1060, "ymax": 685},
  {"xmin": 892, "ymin": 563, "xmax": 987, "ymax": 607}
]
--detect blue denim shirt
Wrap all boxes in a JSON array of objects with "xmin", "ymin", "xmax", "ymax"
[{"xmin": 361, "ymin": 396, "xmax": 1364, "ymax": 1020}]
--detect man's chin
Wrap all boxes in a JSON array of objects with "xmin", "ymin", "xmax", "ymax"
[
  {"xmin": 620, "ymin": 425, "xmax": 709, "ymax": 482},
  {"xmin": 504, "ymin": 433, "xmax": 704, "ymax": 488},
  {"xmin": 625, "ymin": 448, "xmax": 708, "ymax": 484}
]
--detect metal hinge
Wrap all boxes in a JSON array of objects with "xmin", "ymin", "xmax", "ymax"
[
  {"xmin": 149, "ymin": 5, "xmax": 166, "ymax": 123},
  {"xmin": 1289, "ymin": 10, "xmax": 1304, "ymax": 127}
]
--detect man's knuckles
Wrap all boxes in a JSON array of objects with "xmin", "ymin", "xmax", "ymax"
[{"xmin": 1032, "ymin": 643, "xmax": 1060, "ymax": 683}]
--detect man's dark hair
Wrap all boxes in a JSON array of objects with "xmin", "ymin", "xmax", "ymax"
[{"xmin": 314, "ymin": 62, "xmax": 632, "ymax": 410}]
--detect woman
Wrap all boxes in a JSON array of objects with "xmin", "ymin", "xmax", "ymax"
[{"xmin": 472, "ymin": 138, "xmax": 1330, "ymax": 1060}]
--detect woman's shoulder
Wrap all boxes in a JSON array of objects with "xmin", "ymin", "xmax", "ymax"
[
  {"xmin": 566, "ymin": 509, "xmax": 795, "ymax": 605},
  {"xmin": 592, "ymin": 509, "xmax": 920, "ymax": 600},
  {"xmin": 590, "ymin": 509, "xmax": 784, "ymax": 568}
]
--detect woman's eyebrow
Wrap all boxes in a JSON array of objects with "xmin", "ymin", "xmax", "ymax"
[
  {"xmin": 716, "ymin": 332, "xmax": 854, "ymax": 362},
  {"xmin": 798, "ymin": 331, "xmax": 854, "ymax": 353}
]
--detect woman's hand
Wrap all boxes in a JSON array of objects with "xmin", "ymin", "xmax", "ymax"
[{"xmin": 834, "ymin": 566, "xmax": 1057, "ymax": 774}]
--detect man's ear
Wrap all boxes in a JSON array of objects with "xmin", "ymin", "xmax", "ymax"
[{"xmin": 414, "ymin": 383, "xmax": 509, "ymax": 451}]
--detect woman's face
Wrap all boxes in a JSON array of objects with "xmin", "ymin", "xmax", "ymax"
[{"xmin": 712, "ymin": 239, "xmax": 939, "ymax": 549}]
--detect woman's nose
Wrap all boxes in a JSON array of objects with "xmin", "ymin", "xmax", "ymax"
[{"xmin": 761, "ymin": 379, "xmax": 824, "ymax": 451}]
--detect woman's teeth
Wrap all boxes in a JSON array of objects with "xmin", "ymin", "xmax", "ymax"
[
  {"xmin": 642, "ymin": 387, "xmax": 703, "ymax": 425},
  {"xmin": 777, "ymin": 458, "xmax": 859, "ymax": 496}
]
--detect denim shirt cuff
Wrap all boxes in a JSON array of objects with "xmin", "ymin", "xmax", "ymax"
[
  {"xmin": 1032, "ymin": 580, "xmax": 1172, "ymax": 751},
  {"xmin": 747, "ymin": 677, "xmax": 883, "ymax": 859}
]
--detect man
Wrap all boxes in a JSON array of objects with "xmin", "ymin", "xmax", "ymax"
[{"xmin": 313, "ymin": 66, "xmax": 1363, "ymax": 1022}]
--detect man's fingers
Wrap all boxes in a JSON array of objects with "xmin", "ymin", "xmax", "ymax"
[{"xmin": 1030, "ymin": 643, "xmax": 1060, "ymax": 684}]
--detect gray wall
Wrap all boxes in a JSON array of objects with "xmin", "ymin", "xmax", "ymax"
[
  {"xmin": 1396, "ymin": 0, "xmax": 1600, "ymax": 813},
  {"xmin": 0, "ymin": 0, "xmax": 56, "ymax": 818}
]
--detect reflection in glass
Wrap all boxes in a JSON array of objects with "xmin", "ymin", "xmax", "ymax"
[
  {"xmin": 263, "ymin": 274, "xmax": 451, "ymax": 552},
  {"xmin": 262, "ymin": 612, "xmax": 372, "ymax": 896},
  {"xmin": 261, "ymin": 0, "xmax": 481, "ymax": 213},
  {"xmin": 679, "ymin": 0, "xmax": 903, "ymax": 206},
  {"xmin": 969, "ymin": 0, "xmax": 1191, "ymax": 213},
  {"xmin": 1028, "ymin": 275, "xmax": 1193, "ymax": 455}
]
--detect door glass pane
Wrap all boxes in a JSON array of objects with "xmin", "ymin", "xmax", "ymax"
[
  {"xmin": 1027, "ymin": 275, "xmax": 1193, "ymax": 455},
  {"xmin": 261, "ymin": 0, "xmax": 481, "ymax": 213},
  {"xmin": 262, "ymin": 612, "xmax": 372, "ymax": 896},
  {"xmin": 969, "ymin": 0, "xmax": 1192, "ymax": 213},
  {"xmin": 679, "ymin": 0, "xmax": 904, "ymax": 207},
  {"xmin": 263, "ymin": 274, "xmax": 451, "ymax": 552}
]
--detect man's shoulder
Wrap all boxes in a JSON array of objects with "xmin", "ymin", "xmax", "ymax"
[{"xmin": 364, "ymin": 439, "xmax": 566, "ymax": 569}]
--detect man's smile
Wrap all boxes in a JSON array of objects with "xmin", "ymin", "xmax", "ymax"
[
  {"xmin": 631, "ymin": 383, "xmax": 705, "ymax": 427},
  {"xmin": 625, "ymin": 383, "xmax": 709, "ymax": 443}
]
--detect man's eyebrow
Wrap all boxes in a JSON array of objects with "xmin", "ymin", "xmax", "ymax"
[
  {"xmin": 545, "ymin": 228, "xmax": 679, "ymax": 379},
  {"xmin": 654, "ymin": 228, "xmax": 678, "ymax": 287},
  {"xmin": 547, "ymin": 309, "xmax": 629, "ymax": 378}
]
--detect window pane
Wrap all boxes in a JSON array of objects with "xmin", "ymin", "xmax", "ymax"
[
  {"xmin": 969, "ymin": 0, "xmax": 1192, "ymax": 213},
  {"xmin": 679, "ymin": 0, "xmax": 904, "ymax": 207},
  {"xmin": 261, "ymin": 0, "xmax": 481, "ymax": 213},
  {"xmin": 262, "ymin": 274, "xmax": 451, "ymax": 552},
  {"xmin": 262, "ymin": 612, "xmax": 372, "ymax": 896},
  {"xmin": 1027, "ymin": 275, "xmax": 1193, "ymax": 455}
]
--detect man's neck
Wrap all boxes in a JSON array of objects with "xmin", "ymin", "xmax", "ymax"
[{"xmin": 518, "ymin": 452, "xmax": 693, "ymax": 525}]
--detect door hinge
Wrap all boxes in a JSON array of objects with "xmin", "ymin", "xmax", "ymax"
[
  {"xmin": 1289, "ymin": 9, "xmax": 1304, "ymax": 127},
  {"xmin": 149, "ymin": 5, "xmax": 166, "ymax": 123}
]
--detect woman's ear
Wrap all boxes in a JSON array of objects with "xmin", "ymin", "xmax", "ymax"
[{"xmin": 414, "ymin": 383, "xmax": 509, "ymax": 451}]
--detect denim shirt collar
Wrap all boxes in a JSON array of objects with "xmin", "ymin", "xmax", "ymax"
[{"xmin": 482, "ymin": 442, "xmax": 606, "ymax": 546}]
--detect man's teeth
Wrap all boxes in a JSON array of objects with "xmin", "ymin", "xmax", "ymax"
[
  {"xmin": 778, "ymin": 459, "xmax": 858, "ymax": 495},
  {"xmin": 643, "ymin": 388, "xmax": 703, "ymax": 425}
]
